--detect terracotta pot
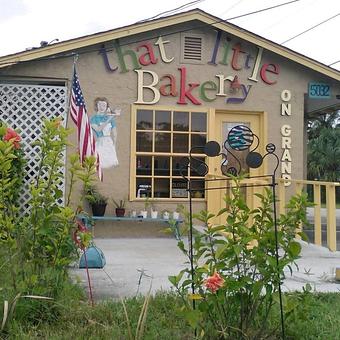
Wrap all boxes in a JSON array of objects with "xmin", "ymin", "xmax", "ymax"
[{"xmin": 115, "ymin": 208, "xmax": 125, "ymax": 217}]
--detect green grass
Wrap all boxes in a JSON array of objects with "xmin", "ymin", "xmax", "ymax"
[
  {"xmin": 4, "ymin": 292, "xmax": 192, "ymax": 340},
  {"xmin": 1, "ymin": 252, "xmax": 340, "ymax": 340},
  {"xmin": 3, "ymin": 288, "xmax": 340, "ymax": 339},
  {"xmin": 284, "ymin": 293, "xmax": 340, "ymax": 340}
]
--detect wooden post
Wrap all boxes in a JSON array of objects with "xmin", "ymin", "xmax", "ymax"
[
  {"xmin": 295, "ymin": 181, "xmax": 303, "ymax": 195},
  {"xmin": 295, "ymin": 181, "xmax": 303, "ymax": 239},
  {"xmin": 326, "ymin": 184, "xmax": 336, "ymax": 251}
]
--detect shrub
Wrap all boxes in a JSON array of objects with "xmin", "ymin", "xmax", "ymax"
[
  {"xmin": 0, "ymin": 119, "xmax": 96, "ymax": 333},
  {"xmin": 169, "ymin": 176, "xmax": 311, "ymax": 339}
]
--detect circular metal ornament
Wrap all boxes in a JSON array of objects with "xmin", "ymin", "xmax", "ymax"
[
  {"xmin": 266, "ymin": 143, "xmax": 276, "ymax": 154},
  {"xmin": 246, "ymin": 152, "xmax": 263, "ymax": 168},
  {"xmin": 227, "ymin": 125, "xmax": 254, "ymax": 151},
  {"xmin": 204, "ymin": 141, "xmax": 220, "ymax": 157}
]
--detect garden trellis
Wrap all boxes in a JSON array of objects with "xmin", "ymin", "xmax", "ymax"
[
  {"xmin": 180, "ymin": 125, "xmax": 286, "ymax": 339},
  {"xmin": 0, "ymin": 83, "xmax": 67, "ymax": 213}
]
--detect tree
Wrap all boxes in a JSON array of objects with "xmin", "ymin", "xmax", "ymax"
[
  {"xmin": 307, "ymin": 111, "xmax": 340, "ymax": 140},
  {"xmin": 307, "ymin": 127, "xmax": 340, "ymax": 181}
]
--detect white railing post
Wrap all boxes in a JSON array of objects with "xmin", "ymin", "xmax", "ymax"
[{"xmin": 313, "ymin": 184, "xmax": 322, "ymax": 246}]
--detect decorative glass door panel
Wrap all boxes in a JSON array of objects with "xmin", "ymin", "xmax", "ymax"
[
  {"xmin": 207, "ymin": 111, "xmax": 265, "ymax": 221},
  {"xmin": 221, "ymin": 122, "xmax": 250, "ymax": 176}
]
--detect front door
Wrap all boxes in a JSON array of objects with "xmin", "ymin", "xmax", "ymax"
[{"xmin": 207, "ymin": 110, "xmax": 266, "ymax": 221}]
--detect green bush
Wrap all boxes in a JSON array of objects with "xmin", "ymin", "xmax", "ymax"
[
  {"xmin": 169, "ymin": 176, "xmax": 311, "ymax": 339},
  {"xmin": 0, "ymin": 119, "xmax": 96, "ymax": 333}
]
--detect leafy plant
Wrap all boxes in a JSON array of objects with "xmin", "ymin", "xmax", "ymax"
[
  {"xmin": 0, "ymin": 119, "xmax": 89, "ymax": 332},
  {"xmin": 0, "ymin": 119, "xmax": 99, "ymax": 329},
  {"xmin": 112, "ymin": 198, "xmax": 126, "ymax": 209},
  {"xmin": 85, "ymin": 185, "xmax": 108, "ymax": 205},
  {"xmin": 1, "ymin": 294, "xmax": 53, "ymax": 332},
  {"xmin": 0, "ymin": 123, "xmax": 25, "ymax": 205},
  {"xmin": 143, "ymin": 197, "xmax": 151, "ymax": 211},
  {"xmin": 20, "ymin": 119, "xmax": 79, "ymax": 274},
  {"xmin": 169, "ymin": 176, "xmax": 311, "ymax": 339}
]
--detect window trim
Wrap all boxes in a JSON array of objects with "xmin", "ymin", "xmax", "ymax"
[{"xmin": 130, "ymin": 105, "xmax": 210, "ymax": 202}]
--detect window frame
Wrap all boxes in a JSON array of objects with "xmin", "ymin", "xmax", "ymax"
[{"xmin": 130, "ymin": 105, "xmax": 210, "ymax": 201}]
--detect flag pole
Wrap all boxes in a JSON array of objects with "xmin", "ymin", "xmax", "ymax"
[
  {"xmin": 69, "ymin": 55, "xmax": 103, "ymax": 181},
  {"xmin": 65, "ymin": 54, "xmax": 79, "ymax": 128}
]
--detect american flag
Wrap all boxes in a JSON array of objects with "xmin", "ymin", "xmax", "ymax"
[{"xmin": 70, "ymin": 68, "xmax": 102, "ymax": 180}]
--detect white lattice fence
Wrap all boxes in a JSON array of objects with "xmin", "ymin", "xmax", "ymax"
[{"xmin": 0, "ymin": 83, "xmax": 68, "ymax": 213}]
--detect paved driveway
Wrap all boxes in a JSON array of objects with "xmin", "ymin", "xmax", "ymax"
[
  {"xmin": 70, "ymin": 238, "xmax": 187, "ymax": 300},
  {"xmin": 69, "ymin": 238, "xmax": 340, "ymax": 301}
]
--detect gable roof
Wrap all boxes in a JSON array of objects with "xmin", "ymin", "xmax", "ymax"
[{"xmin": 1, "ymin": 9, "xmax": 340, "ymax": 81}]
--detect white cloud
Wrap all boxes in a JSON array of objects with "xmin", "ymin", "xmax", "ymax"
[
  {"xmin": 0, "ymin": 0, "xmax": 339, "ymax": 69},
  {"xmin": 0, "ymin": 0, "xmax": 27, "ymax": 21}
]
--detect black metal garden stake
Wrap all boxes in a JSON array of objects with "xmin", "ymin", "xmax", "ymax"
[{"xmin": 180, "ymin": 125, "xmax": 285, "ymax": 340}]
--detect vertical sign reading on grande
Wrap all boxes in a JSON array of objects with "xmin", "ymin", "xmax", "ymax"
[{"xmin": 280, "ymin": 90, "xmax": 292, "ymax": 186}]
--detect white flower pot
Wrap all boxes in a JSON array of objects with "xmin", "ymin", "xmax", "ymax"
[
  {"xmin": 140, "ymin": 210, "xmax": 148, "ymax": 218},
  {"xmin": 151, "ymin": 210, "xmax": 158, "ymax": 219},
  {"xmin": 163, "ymin": 211, "xmax": 169, "ymax": 220},
  {"xmin": 172, "ymin": 211, "xmax": 180, "ymax": 220}
]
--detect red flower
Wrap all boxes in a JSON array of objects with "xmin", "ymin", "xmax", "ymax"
[
  {"xmin": 204, "ymin": 272, "xmax": 225, "ymax": 293},
  {"xmin": 3, "ymin": 128, "xmax": 21, "ymax": 149}
]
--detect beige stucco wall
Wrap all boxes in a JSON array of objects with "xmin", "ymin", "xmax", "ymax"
[{"xmin": 1, "ymin": 22, "xmax": 340, "ymax": 215}]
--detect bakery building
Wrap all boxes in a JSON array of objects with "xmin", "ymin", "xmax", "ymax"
[{"xmin": 1, "ymin": 9, "xmax": 340, "ymax": 223}]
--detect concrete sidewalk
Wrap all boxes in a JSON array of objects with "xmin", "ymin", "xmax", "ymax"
[
  {"xmin": 69, "ymin": 238, "xmax": 340, "ymax": 301},
  {"xmin": 70, "ymin": 238, "xmax": 187, "ymax": 300}
]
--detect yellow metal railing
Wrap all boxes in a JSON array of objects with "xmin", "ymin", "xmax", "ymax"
[{"xmin": 278, "ymin": 178, "xmax": 340, "ymax": 252}]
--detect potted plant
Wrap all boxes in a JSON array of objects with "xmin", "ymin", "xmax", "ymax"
[
  {"xmin": 150, "ymin": 201, "xmax": 158, "ymax": 219},
  {"xmin": 140, "ymin": 197, "xmax": 151, "ymax": 218},
  {"xmin": 113, "ymin": 198, "xmax": 126, "ymax": 217},
  {"xmin": 162, "ymin": 209, "xmax": 170, "ymax": 220},
  {"xmin": 85, "ymin": 185, "xmax": 108, "ymax": 216},
  {"xmin": 173, "ymin": 204, "xmax": 184, "ymax": 220}
]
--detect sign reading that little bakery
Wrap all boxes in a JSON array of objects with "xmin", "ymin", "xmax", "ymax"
[{"xmin": 100, "ymin": 31, "xmax": 280, "ymax": 105}]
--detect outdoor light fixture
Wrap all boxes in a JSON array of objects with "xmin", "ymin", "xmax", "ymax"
[{"xmin": 40, "ymin": 39, "xmax": 59, "ymax": 47}]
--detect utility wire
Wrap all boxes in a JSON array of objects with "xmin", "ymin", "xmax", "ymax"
[
  {"xmin": 281, "ymin": 12, "xmax": 340, "ymax": 44},
  {"xmin": 219, "ymin": 0, "xmax": 245, "ymax": 18},
  {"xmin": 227, "ymin": 0, "xmax": 300, "ymax": 21},
  {"xmin": 328, "ymin": 60, "xmax": 340, "ymax": 67},
  {"xmin": 0, "ymin": 0, "xmax": 303, "ymax": 67},
  {"xmin": 259, "ymin": 0, "xmax": 317, "ymax": 34},
  {"xmin": 138, "ymin": 0, "xmax": 205, "ymax": 22}
]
